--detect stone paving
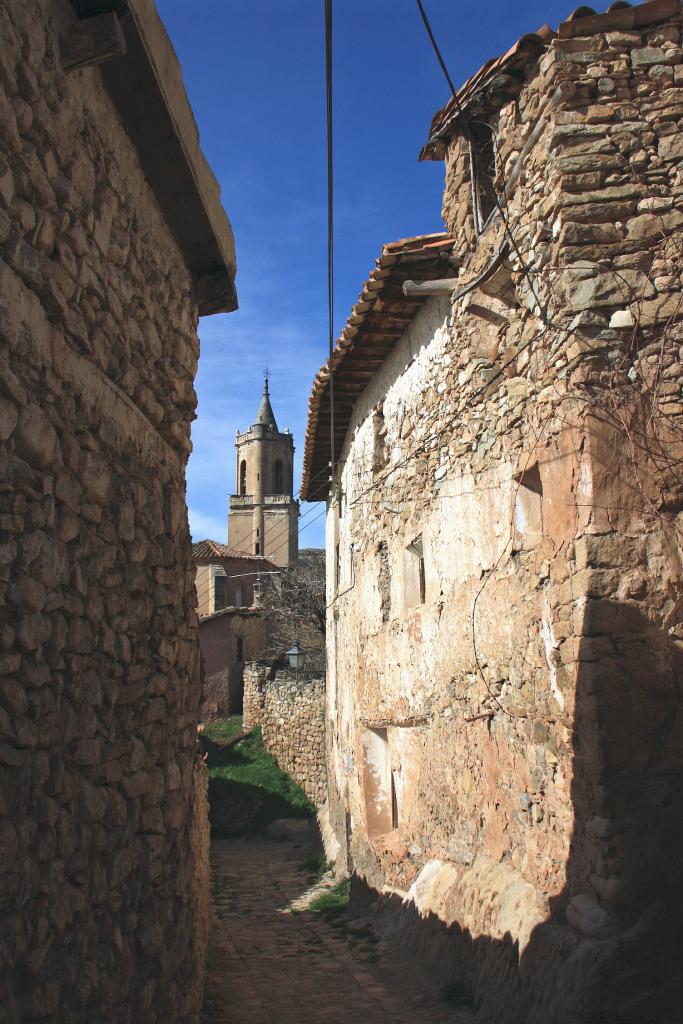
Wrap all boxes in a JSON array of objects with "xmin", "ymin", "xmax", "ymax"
[{"xmin": 202, "ymin": 834, "xmax": 472, "ymax": 1024}]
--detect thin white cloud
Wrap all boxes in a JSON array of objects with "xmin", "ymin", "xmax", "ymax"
[{"xmin": 188, "ymin": 507, "xmax": 227, "ymax": 544}]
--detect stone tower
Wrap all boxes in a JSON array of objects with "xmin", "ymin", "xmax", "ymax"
[{"xmin": 228, "ymin": 377, "xmax": 299, "ymax": 566}]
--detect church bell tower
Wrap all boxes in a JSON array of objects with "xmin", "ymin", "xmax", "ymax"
[{"xmin": 228, "ymin": 375, "xmax": 299, "ymax": 567}]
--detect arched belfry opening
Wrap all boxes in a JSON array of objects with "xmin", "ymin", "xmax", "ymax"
[{"xmin": 228, "ymin": 374, "xmax": 299, "ymax": 567}]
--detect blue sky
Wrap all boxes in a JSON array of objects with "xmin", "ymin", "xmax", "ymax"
[{"xmin": 156, "ymin": 0, "xmax": 581, "ymax": 549}]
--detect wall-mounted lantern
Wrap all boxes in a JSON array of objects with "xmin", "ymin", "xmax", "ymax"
[{"xmin": 286, "ymin": 639, "xmax": 306, "ymax": 675}]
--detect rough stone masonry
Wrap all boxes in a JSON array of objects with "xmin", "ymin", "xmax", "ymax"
[
  {"xmin": 0, "ymin": 1, "xmax": 236, "ymax": 1021},
  {"xmin": 302, "ymin": 1, "xmax": 683, "ymax": 1022},
  {"xmin": 243, "ymin": 663, "xmax": 326, "ymax": 808}
]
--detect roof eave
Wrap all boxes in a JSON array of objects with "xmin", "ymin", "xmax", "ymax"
[
  {"xmin": 300, "ymin": 234, "xmax": 455, "ymax": 503},
  {"xmin": 73, "ymin": 0, "xmax": 237, "ymax": 315}
]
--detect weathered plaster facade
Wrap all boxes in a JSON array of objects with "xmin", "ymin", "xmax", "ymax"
[
  {"xmin": 193, "ymin": 542, "xmax": 276, "ymax": 617},
  {"xmin": 0, "ymin": 1, "xmax": 235, "ymax": 1020},
  {"xmin": 303, "ymin": 2, "xmax": 683, "ymax": 1020}
]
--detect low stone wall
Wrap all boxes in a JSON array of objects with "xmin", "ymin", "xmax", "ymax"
[{"xmin": 243, "ymin": 663, "xmax": 326, "ymax": 807}]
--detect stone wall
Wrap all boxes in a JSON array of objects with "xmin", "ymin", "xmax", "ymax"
[
  {"xmin": 0, "ymin": 2, "xmax": 233, "ymax": 1020},
  {"xmin": 189, "ymin": 760, "xmax": 211, "ymax": 1016},
  {"xmin": 324, "ymin": 5, "xmax": 683, "ymax": 1022},
  {"xmin": 243, "ymin": 663, "xmax": 326, "ymax": 806}
]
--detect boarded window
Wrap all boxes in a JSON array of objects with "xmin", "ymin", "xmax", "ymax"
[
  {"xmin": 404, "ymin": 535, "xmax": 426, "ymax": 609},
  {"xmin": 214, "ymin": 575, "xmax": 228, "ymax": 611},
  {"xmin": 513, "ymin": 464, "xmax": 543, "ymax": 551}
]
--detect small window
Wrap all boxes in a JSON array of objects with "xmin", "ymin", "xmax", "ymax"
[
  {"xmin": 404, "ymin": 535, "xmax": 425, "ymax": 609},
  {"xmin": 239, "ymin": 459, "xmax": 247, "ymax": 495},
  {"xmin": 470, "ymin": 121, "xmax": 497, "ymax": 233},
  {"xmin": 255, "ymin": 542, "xmax": 260, "ymax": 556},
  {"xmin": 236, "ymin": 637, "xmax": 244, "ymax": 662},
  {"xmin": 513, "ymin": 464, "xmax": 543, "ymax": 551},
  {"xmin": 214, "ymin": 575, "xmax": 228, "ymax": 611},
  {"xmin": 274, "ymin": 458, "xmax": 284, "ymax": 493},
  {"xmin": 373, "ymin": 405, "xmax": 387, "ymax": 473}
]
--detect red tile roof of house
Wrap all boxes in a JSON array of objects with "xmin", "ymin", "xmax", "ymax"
[
  {"xmin": 192, "ymin": 540, "xmax": 275, "ymax": 563},
  {"xmin": 420, "ymin": 0, "xmax": 679, "ymax": 160},
  {"xmin": 300, "ymin": 234, "xmax": 455, "ymax": 502}
]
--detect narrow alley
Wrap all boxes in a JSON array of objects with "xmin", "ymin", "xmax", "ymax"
[{"xmin": 202, "ymin": 835, "xmax": 470, "ymax": 1024}]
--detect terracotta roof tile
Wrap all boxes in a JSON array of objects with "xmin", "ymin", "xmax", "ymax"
[
  {"xmin": 420, "ymin": 0, "xmax": 679, "ymax": 160},
  {"xmin": 300, "ymin": 234, "xmax": 455, "ymax": 502},
  {"xmin": 191, "ymin": 540, "xmax": 274, "ymax": 563}
]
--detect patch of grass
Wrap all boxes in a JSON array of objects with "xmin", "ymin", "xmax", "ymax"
[
  {"xmin": 307, "ymin": 879, "xmax": 351, "ymax": 921},
  {"xmin": 299, "ymin": 852, "xmax": 330, "ymax": 881},
  {"xmin": 203, "ymin": 718, "xmax": 314, "ymax": 834},
  {"xmin": 202, "ymin": 715, "xmax": 244, "ymax": 744}
]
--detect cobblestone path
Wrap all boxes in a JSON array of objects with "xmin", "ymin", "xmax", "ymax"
[{"xmin": 202, "ymin": 835, "xmax": 468, "ymax": 1024}]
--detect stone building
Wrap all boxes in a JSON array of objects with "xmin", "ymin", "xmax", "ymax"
[
  {"xmin": 228, "ymin": 376, "xmax": 299, "ymax": 566},
  {"xmin": 302, "ymin": 2, "xmax": 683, "ymax": 1020},
  {"xmin": 0, "ymin": 1, "xmax": 235, "ymax": 1021},
  {"xmin": 193, "ymin": 542, "xmax": 275, "ymax": 720},
  {"xmin": 193, "ymin": 539, "xmax": 276, "ymax": 616},
  {"xmin": 198, "ymin": 607, "xmax": 267, "ymax": 721}
]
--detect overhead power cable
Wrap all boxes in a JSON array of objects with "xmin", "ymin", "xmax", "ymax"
[
  {"xmin": 415, "ymin": 0, "xmax": 546, "ymax": 323},
  {"xmin": 325, "ymin": 0, "xmax": 336, "ymax": 480}
]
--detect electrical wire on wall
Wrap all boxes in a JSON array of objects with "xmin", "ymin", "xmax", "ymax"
[{"xmin": 415, "ymin": 0, "xmax": 546, "ymax": 323}]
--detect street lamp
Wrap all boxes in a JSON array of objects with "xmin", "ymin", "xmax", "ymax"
[{"xmin": 286, "ymin": 639, "xmax": 306, "ymax": 676}]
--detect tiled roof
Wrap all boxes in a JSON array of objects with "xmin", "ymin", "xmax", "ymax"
[
  {"xmin": 192, "ymin": 540, "xmax": 273, "ymax": 563},
  {"xmin": 420, "ymin": 0, "xmax": 679, "ymax": 160},
  {"xmin": 300, "ymin": 234, "xmax": 455, "ymax": 502},
  {"xmin": 198, "ymin": 606, "xmax": 265, "ymax": 624}
]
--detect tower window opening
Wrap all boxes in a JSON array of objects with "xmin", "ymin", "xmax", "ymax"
[
  {"xmin": 255, "ymin": 542, "xmax": 260, "ymax": 555},
  {"xmin": 239, "ymin": 459, "xmax": 247, "ymax": 495}
]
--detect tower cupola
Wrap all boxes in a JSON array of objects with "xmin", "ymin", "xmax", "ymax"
[{"xmin": 255, "ymin": 378, "xmax": 278, "ymax": 431}]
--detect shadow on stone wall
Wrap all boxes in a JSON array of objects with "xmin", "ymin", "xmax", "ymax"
[{"xmin": 349, "ymin": 600, "xmax": 683, "ymax": 1024}]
